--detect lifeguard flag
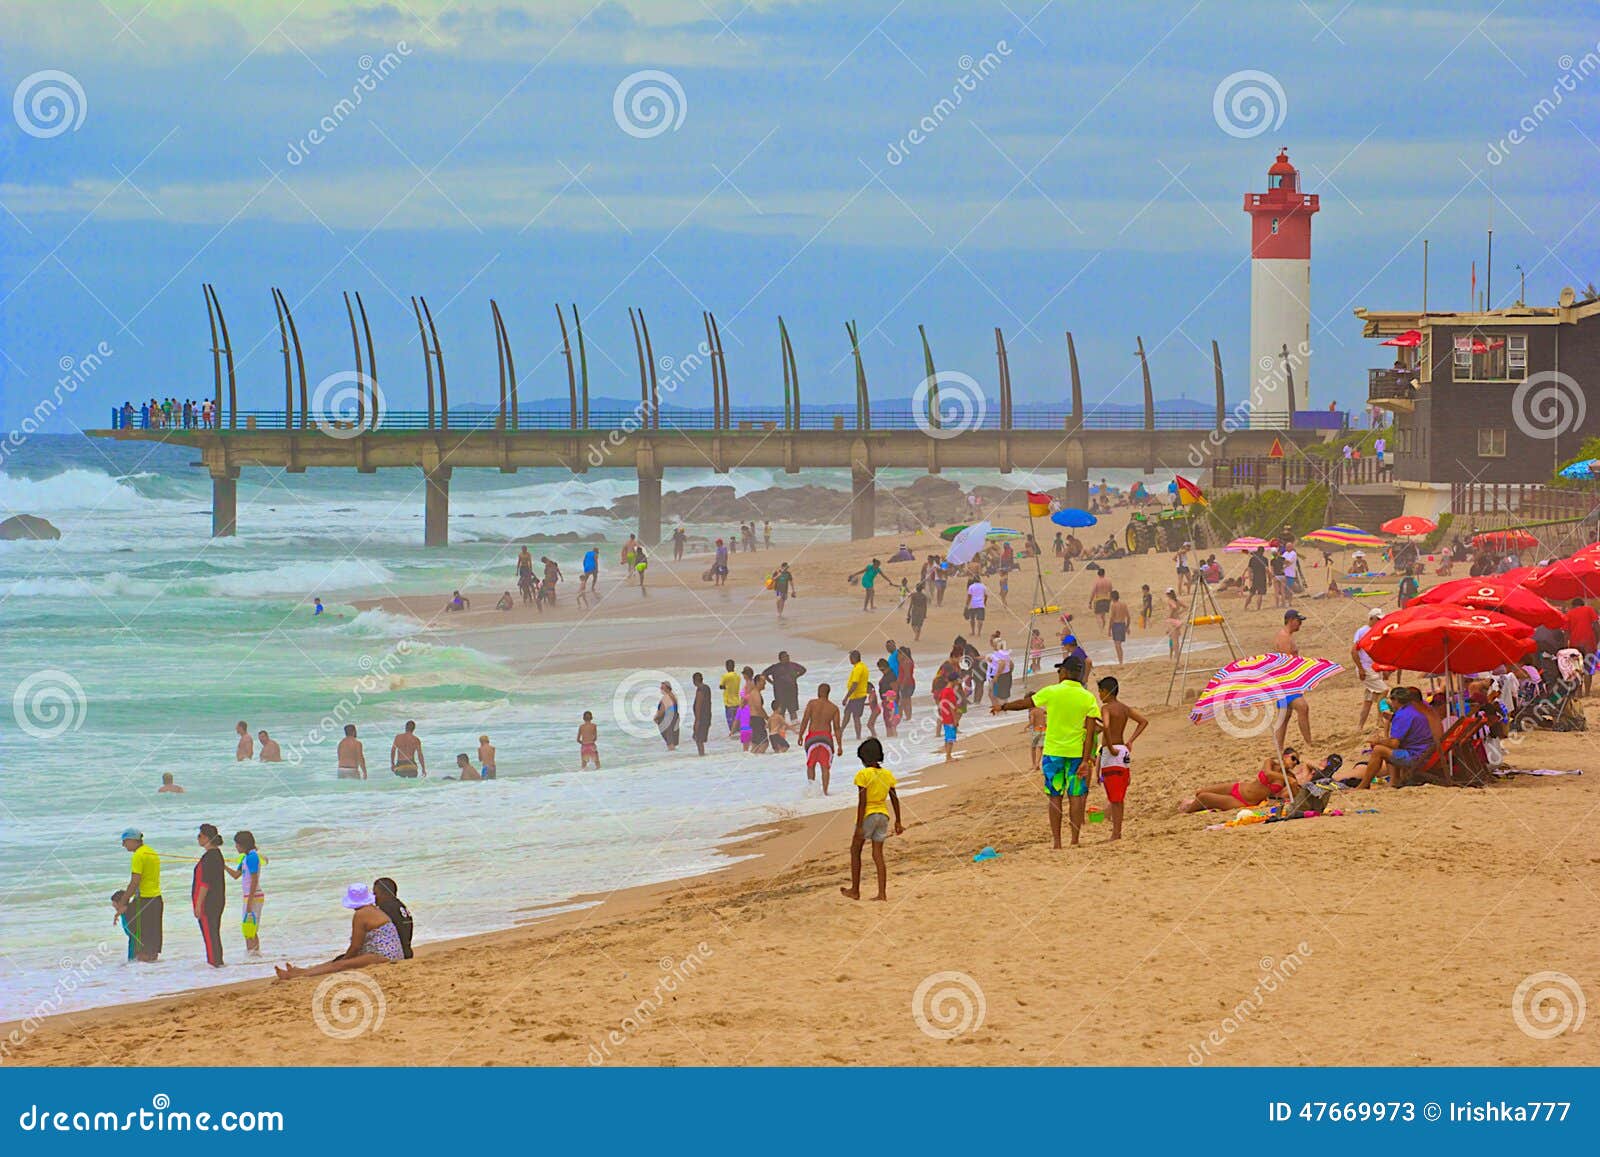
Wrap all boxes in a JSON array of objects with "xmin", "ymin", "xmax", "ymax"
[
  {"xmin": 1026, "ymin": 491, "xmax": 1052, "ymax": 517},
  {"xmin": 1175, "ymin": 475, "xmax": 1207, "ymax": 506}
]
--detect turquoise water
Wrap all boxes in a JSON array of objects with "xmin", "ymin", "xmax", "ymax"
[{"xmin": 2, "ymin": 436, "xmax": 1075, "ymax": 1021}]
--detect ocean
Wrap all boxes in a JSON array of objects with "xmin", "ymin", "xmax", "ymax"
[{"xmin": 0, "ymin": 435, "xmax": 1157, "ymax": 1022}]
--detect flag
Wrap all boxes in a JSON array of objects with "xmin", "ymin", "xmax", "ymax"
[
  {"xmin": 1025, "ymin": 491, "xmax": 1052, "ymax": 517},
  {"xmin": 1175, "ymin": 475, "xmax": 1207, "ymax": 506}
]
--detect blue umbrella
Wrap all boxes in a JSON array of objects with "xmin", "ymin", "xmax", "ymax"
[
  {"xmin": 1559, "ymin": 459, "xmax": 1598, "ymax": 480},
  {"xmin": 1050, "ymin": 508, "xmax": 1097, "ymax": 528}
]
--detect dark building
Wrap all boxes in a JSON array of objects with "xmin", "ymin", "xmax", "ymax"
[{"xmin": 1356, "ymin": 289, "xmax": 1600, "ymax": 492}]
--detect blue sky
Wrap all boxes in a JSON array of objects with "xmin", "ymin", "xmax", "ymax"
[{"xmin": 2, "ymin": 0, "xmax": 1597, "ymax": 428}]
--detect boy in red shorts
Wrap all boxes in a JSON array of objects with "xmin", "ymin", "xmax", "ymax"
[{"xmin": 1095, "ymin": 676, "xmax": 1147, "ymax": 841}]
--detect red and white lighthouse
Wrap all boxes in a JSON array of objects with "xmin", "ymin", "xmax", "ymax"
[{"xmin": 1243, "ymin": 148, "xmax": 1319, "ymax": 423}]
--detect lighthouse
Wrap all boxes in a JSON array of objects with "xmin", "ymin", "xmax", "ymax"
[{"xmin": 1243, "ymin": 148, "xmax": 1319, "ymax": 424}]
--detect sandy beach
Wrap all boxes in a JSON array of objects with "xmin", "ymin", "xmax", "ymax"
[{"xmin": 10, "ymin": 499, "xmax": 1599, "ymax": 1066}]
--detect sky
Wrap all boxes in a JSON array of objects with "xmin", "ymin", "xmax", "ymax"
[{"xmin": 1, "ymin": 0, "xmax": 1597, "ymax": 429}]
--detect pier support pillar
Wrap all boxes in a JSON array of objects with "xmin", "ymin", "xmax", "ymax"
[
  {"xmin": 1063, "ymin": 439, "xmax": 1089, "ymax": 510},
  {"xmin": 850, "ymin": 463, "xmax": 876, "ymax": 541},
  {"xmin": 211, "ymin": 468, "xmax": 239, "ymax": 538},
  {"xmin": 424, "ymin": 467, "xmax": 451, "ymax": 548},
  {"xmin": 637, "ymin": 469, "xmax": 663, "ymax": 547}
]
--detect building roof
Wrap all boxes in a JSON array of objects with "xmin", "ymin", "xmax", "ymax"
[{"xmin": 1354, "ymin": 293, "xmax": 1600, "ymax": 337}]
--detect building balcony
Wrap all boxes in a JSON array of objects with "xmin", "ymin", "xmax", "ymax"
[{"xmin": 1367, "ymin": 368, "xmax": 1420, "ymax": 411}]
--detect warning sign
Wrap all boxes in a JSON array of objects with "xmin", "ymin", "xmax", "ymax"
[{"xmin": 1267, "ymin": 437, "xmax": 1285, "ymax": 459}]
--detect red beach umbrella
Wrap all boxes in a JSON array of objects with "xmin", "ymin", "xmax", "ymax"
[
  {"xmin": 1360, "ymin": 606, "xmax": 1534, "ymax": 674},
  {"xmin": 1409, "ymin": 578, "xmax": 1566, "ymax": 630},
  {"xmin": 1381, "ymin": 515, "xmax": 1437, "ymax": 537},
  {"xmin": 1380, "ymin": 330, "xmax": 1422, "ymax": 348},
  {"xmin": 1472, "ymin": 529, "xmax": 1538, "ymax": 552},
  {"xmin": 1523, "ymin": 555, "xmax": 1600, "ymax": 602}
]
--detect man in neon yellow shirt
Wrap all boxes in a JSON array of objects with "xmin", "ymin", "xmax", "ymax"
[
  {"xmin": 841, "ymin": 649, "xmax": 870, "ymax": 739},
  {"xmin": 718, "ymin": 659, "xmax": 743, "ymax": 736},
  {"xmin": 120, "ymin": 828, "xmax": 163, "ymax": 961},
  {"xmin": 992, "ymin": 656, "xmax": 1102, "ymax": 847}
]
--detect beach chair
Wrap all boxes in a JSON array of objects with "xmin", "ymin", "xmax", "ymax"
[{"xmin": 1407, "ymin": 709, "xmax": 1493, "ymax": 787}]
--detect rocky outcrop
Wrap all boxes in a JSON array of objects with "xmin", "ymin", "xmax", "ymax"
[{"xmin": 0, "ymin": 514, "xmax": 61, "ymax": 541}]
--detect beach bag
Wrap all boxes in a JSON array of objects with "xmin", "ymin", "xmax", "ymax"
[{"xmin": 1286, "ymin": 777, "xmax": 1336, "ymax": 818}]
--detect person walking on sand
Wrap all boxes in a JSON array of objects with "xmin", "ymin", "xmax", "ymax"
[
  {"xmin": 991, "ymin": 655, "xmax": 1102, "ymax": 849},
  {"xmin": 1089, "ymin": 567, "xmax": 1113, "ymax": 630},
  {"xmin": 1095, "ymin": 677, "xmax": 1147, "ymax": 841},
  {"xmin": 389, "ymin": 720, "xmax": 426, "ymax": 779},
  {"xmin": 337, "ymin": 724, "xmax": 367, "ymax": 780},
  {"xmin": 223, "ymin": 830, "xmax": 264, "ymax": 955},
  {"xmin": 771, "ymin": 562, "xmax": 797, "ymax": 619},
  {"xmin": 235, "ymin": 721, "xmax": 253, "ymax": 761},
  {"xmin": 839, "ymin": 737, "xmax": 903, "ymax": 902},
  {"xmin": 672, "ymin": 526, "xmax": 687, "ymax": 561},
  {"xmin": 712, "ymin": 538, "xmax": 730, "ymax": 587},
  {"xmin": 1271, "ymin": 610, "xmax": 1314, "ymax": 749},
  {"xmin": 691, "ymin": 673, "xmax": 712, "ymax": 756},
  {"xmin": 1245, "ymin": 546, "xmax": 1269, "ymax": 611},
  {"xmin": 799, "ymin": 684, "xmax": 843, "ymax": 795},
  {"xmin": 577, "ymin": 711, "xmax": 600, "ymax": 769},
  {"xmin": 906, "ymin": 581, "xmax": 928, "ymax": 640},
  {"xmin": 192, "ymin": 823, "xmax": 227, "ymax": 967},
  {"xmin": 120, "ymin": 829, "xmax": 162, "ymax": 962},
  {"xmin": 964, "ymin": 576, "xmax": 988, "ymax": 633},
  {"xmin": 936, "ymin": 677, "xmax": 961, "ymax": 761},
  {"xmin": 1108, "ymin": 590, "xmax": 1131, "ymax": 664},
  {"xmin": 853, "ymin": 558, "xmax": 883, "ymax": 611}
]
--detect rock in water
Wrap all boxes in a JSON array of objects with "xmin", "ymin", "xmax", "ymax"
[{"xmin": 0, "ymin": 514, "xmax": 61, "ymax": 541}]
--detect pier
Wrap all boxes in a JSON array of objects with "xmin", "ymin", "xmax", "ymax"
[{"xmin": 92, "ymin": 287, "xmax": 1316, "ymax": 545}]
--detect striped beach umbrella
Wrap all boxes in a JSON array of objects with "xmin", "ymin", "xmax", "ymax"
[
  {"xmin": 1224, "ymin": 536, "xmax": 1269, "ymax": 552},
  {"xmin": 1188, "ymin": 653, "xmax": 1344, "ymax": 726},
  {"xmin": 1304, "ymin": 525, "xmax": 1386, "ymax": 549}
]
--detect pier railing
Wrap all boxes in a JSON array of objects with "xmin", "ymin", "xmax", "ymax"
[
  {"xmin": 109, "ymin": 407, "xmax": 1294, "ymax": 433},
  {"xmin": 1210, "ymin": 454, "xmax": 1394, "ymax": 493},
  {"xmin": 1451, "ymin": 483, "xmax": 1600, "ymax": 524}
]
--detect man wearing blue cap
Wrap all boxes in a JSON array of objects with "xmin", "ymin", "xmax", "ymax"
[{"xmin": 120, "ymin": 829, "xmax": 163, "ymax": 961}]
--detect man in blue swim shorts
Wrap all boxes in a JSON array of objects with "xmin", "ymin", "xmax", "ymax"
[
  {"xmin": 991, "ymin": 655, "xmax": 1101, "ymax": 847},
  {"xmin": 1271, "ymin": 610, "xmax": 1315, "ymax": 750}
]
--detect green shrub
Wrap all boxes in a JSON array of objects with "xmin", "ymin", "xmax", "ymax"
[{"xmin": 1203, "ymin": 485, "xmax": 1330, "ymax": 542}]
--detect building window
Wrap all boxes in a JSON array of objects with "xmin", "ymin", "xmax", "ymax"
[
  {"xmin": 1478, "ymin": 428, "xmax": 1507, "ymax": 457},
  {"xmin": 1452, "ymin": 331, "xmax": 1527, "ymax": 382},
  {"xmin": 1392, "ymin": 427, "xmax": 1414, "ymax": 456},
  {"xmin": 1270, "ymin": 217, "xmax": 1279, "ymax": 234}
]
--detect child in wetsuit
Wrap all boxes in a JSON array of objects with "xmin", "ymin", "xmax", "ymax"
[{"xmin": 111, "ymin": 890, "xmax": 136, "ymax": 960}]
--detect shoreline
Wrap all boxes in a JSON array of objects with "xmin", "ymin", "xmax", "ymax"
[{"xmin": 13, "ymin": 502, "xmax": 1600, "ymax": 1066}]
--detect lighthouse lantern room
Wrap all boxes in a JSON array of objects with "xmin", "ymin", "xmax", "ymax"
[{"xmin": 1243, "ymin": 148, "xmax": 1319, "ymax": 425}]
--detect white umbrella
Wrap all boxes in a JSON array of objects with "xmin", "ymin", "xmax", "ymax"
[{"xmin": 946, "ymin": 520, "xmax": 992, "ymax": 566}]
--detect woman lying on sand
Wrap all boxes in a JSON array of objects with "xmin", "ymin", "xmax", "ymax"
[
  {"xmin": 273, "ymin": 883, "xmax": 404, "ymax": 980},
  {"xmin": 1178, "ymin": 750, "xmax": 1301, "ymax": 813}
]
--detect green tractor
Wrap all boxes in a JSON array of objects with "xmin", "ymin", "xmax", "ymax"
[{"xmin": 1125, "ymin": 509, "xmax": 1207, "ymax": 554}]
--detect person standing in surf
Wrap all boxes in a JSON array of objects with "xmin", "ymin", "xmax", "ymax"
[
  {"xmin": 390, "ymin": 720, "xmax": 426, "ymax": 779},
  {"xmin": 690, "ymin": 673, "xmax": 713, "ymax": 756},
  {"xmin": 192, "ymin": 824, "xmax": 227, "ymax": 968}
]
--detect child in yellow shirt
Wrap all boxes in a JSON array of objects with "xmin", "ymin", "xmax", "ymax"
[{"xmin": 840, "ymin": 737, "xmax": 903, "ymax": 901}]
